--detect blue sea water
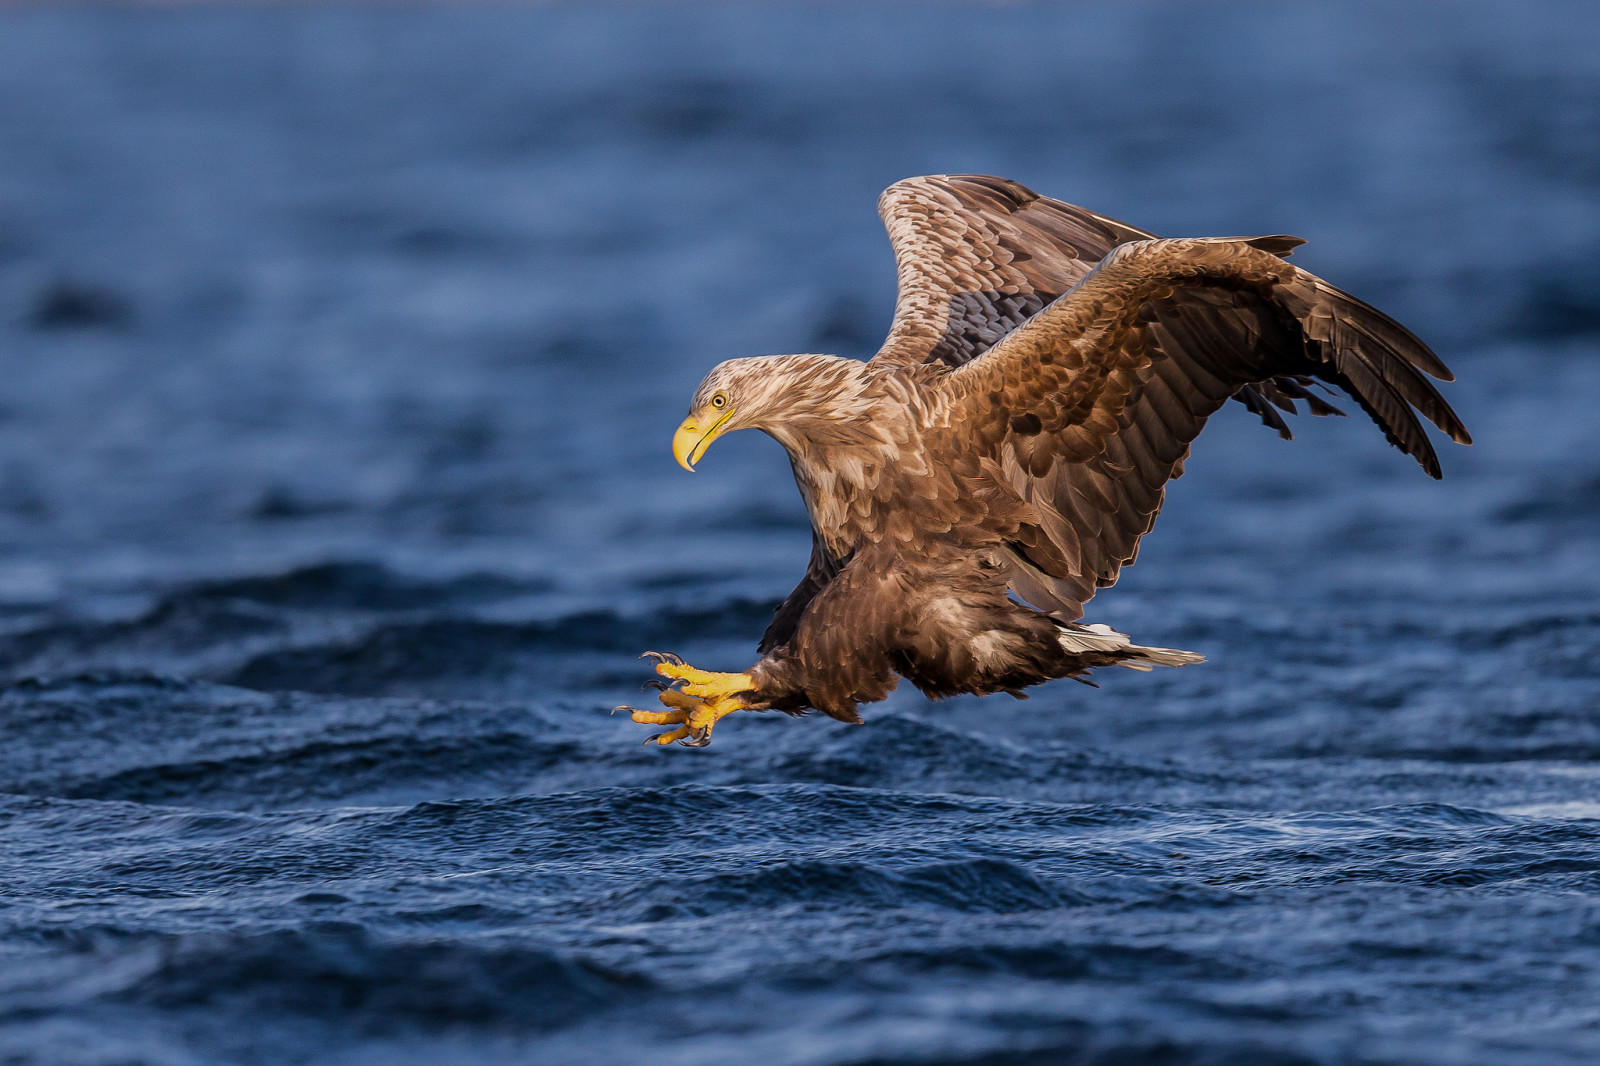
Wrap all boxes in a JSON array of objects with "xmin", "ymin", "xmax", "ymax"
[{"xmin": 0, "ymin": 2, "xmax": 1598, "ymax": 1063}]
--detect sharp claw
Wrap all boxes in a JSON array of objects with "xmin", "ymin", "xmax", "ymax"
[
  {"xmin": 643, "ymin": 733, "xmax": 664, "ymax": 746},
  {"xmin": 642, "ymin": 678, "xmax": 671, "ymax": 692},
  {"xmin": 613, "ymin": 705, "xmax": 644, "ymax": 716},
  {"xmin": 639, "ymin": 650, "xmax": 684, "ymax": 666},
  {"xmin": 679, "ymin": 729, "xmax": 712, "ymax": 748}
]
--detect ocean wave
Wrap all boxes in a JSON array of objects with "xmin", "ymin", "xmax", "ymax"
[
  {"xmin": 35, "ymin": 731, "xmax": 581, "ymax": 810},
  {"xmin": 174, "ymin": 561, "xmax": 549, "ymax": 611},
  {"xmin": 101, "ymin": 924, "xmax": 649, "ymax": 1030},
  {"xmin": 220, "ymin": 603, "xmax": 778, "ymax": 696},
  {"xmin": 605, "ymin": 857, "xmax": 1081, "ymax": 920}
]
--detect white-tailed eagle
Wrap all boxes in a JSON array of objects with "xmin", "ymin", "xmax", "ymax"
[{"xmin": 622, "ymin": 175, "xmax": 1470, "ymax": 747}]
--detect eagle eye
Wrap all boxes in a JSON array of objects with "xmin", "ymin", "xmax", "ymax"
[{"xmin": 711, "ymin": 392, "xmax": 729, "ymax": 410}]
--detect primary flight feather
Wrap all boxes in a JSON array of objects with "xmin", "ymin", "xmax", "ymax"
[{"xmin": 622, "ymin": 175, "xmax": 1471, "ymax": 747}]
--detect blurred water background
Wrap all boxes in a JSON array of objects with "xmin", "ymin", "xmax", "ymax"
[{"xmin": 0, "ymin": 2, "xmax": 1598, "ymax": 1063}]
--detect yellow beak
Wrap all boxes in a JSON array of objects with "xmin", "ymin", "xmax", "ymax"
[{"xmin": 671, "ymin": 409, "xmax": 734, "ymax": 472}]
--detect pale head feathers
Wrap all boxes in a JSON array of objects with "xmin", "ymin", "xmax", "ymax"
[{"xmin": 688, "ymin": 354, "xmax": 879, "ymax": 450}]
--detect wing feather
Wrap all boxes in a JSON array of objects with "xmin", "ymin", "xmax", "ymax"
[
  {"xmin": 942, "ymin": 236, "xmax": 1470, "ymax": 618},
  {"xmin": 872, "ymin": 175, "xmax": 1153, "ymax": 370}
]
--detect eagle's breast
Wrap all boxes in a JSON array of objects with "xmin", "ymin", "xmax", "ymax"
[
  {"xmin": 785, "ymin": 378, "xmax": 987, "ymax": 562},
  {"xmin": 790, "ymin": 450, "xmax": 888, "ymax": 561}
]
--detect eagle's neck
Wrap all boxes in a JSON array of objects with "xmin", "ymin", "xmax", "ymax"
[
  {"xmin": 752, "ymin": 357, "xmax": 914, "ymax": 556},
  {"xmin": 758, "ymin": 358, "xmax": 876, "ymax": 449}
]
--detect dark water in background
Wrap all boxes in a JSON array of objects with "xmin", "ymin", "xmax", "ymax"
[{"xmin": 0, "ymin": 2, "xmax": 1598, "ymax": 1062}]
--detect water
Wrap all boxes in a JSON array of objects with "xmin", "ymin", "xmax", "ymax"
[{"xmin": 0, "ymin": 3, "xmax": 1598, "ymax": 1063}]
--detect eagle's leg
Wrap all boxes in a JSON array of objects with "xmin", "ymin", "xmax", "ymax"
[{"xmin": 628, "ymin": 652, "xmax": 757, "ymax": 747}]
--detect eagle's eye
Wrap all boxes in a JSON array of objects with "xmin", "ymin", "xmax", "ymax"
[{"xmin": 710, "ymin": 392, "xmax": 729, "ymax": 410}]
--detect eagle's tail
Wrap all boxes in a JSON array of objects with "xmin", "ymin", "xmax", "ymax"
[{"xmin": 1057, "ymin": 622, "xmax": 1205, "ymax": 672}]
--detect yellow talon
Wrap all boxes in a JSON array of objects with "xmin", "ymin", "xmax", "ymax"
[{"xmin": 630, "ymin": 655, "xmax": 758, "ymax": 747}]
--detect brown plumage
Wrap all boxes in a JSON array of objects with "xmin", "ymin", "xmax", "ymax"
[{"xmin": 627, "ymin": 174, "xmax": 1471, "ymax": 747}]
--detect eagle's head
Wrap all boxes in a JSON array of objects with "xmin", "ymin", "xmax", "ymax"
[{"xmin": 672, "ymin": 354, "xmax": 868, "ymax": 471}]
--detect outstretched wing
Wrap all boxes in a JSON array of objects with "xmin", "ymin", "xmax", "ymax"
[
  {"xmin": 871, "ymin": 174, "xmax": 1338, "ymax": 432},
  {"xmin": 945, "ymin": 236, "xmax": 1472, "ymax": 619},
  {"xmin": 872, "ymin": 174, "xmax": 1154, "ymax": 370}
]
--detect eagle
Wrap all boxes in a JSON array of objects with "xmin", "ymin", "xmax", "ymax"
[{"xmin": 622, "ymin": 174, "xmax": 1470, "ymax": 747}]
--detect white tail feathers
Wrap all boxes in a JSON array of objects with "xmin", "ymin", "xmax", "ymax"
[{"xmin": 1057, "ymin": 623, "xmax": 1205, "ymax": 672}]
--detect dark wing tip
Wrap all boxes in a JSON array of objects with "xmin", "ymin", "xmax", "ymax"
[
  {"xmin": 1260, "ymin": 268, "xmax": 1470, "ymax": 477},
  {"xmin": 1409, "ymin": 336, "xmax": 1455, "ymax": 383}
]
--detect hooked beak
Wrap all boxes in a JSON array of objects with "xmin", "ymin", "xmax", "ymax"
[{"xmin": 671, "ymin": 408, "xmax": 734, "ymax": 472}]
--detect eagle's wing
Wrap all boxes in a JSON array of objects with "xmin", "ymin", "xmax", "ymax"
[
  {"xmin": 944, "ymin": 236, "xmax": 1472, "ymax": 619},
  {"xmin": 870, "ymin": 174, "xmax": 1343, "ymax": 431},
  {"xmin": 871, "ymin": 174, "xmax": 1155, "ymax": 370}
]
